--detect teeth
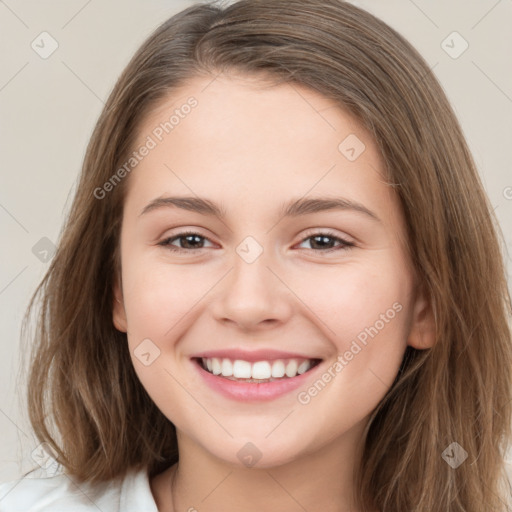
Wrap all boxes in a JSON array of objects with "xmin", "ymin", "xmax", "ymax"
[
  {"xmin": 211, "ymin": 358, "xmax": 222, "ymax": 375},
  {"xmin": 221, "ymin": 358, "xmax": 233, "ymax": 377},
  {"xmin": 252, "ymin": 361, "xmax": 271, "ymax": 379},
  {"xmin": 233, "ymin": 360, "xmax": 252, "ymax": 378},
  {"xmin": 200, "ymin": 357, "xmax": 316, "ymax": 380},
  {"xmin": 297, "ymin": 361, "xmax": 311, "ymax": 375},
  {"xmin": 271, "ymin": 360, "xmax": 285, "ymax": 378},
  {"xmin": 285, "ymin": 359, "xmax": 298, "ymax": 377}
]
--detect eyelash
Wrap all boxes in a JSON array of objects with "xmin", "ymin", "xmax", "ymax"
[{"xmin": 157, "ymin": 230, "xmax": 355, "ymax": 255}]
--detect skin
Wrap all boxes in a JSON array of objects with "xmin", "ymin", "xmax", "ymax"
[{"xmin": 112, "ymin": 72, "xmax": 435, "ymax": 512}]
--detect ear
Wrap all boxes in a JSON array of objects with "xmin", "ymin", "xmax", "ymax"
[
  {"xmin": 407, "ymin": 283, "xmax": 436, "ymax": 350},
  {"xmin": 112, "ymin": 273, "xmax": 127, "ymax": 333}
]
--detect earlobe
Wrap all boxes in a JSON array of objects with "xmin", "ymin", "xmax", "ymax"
[
  {"xmin": 407, "ymin": 284, "xmax": 436, "ymax": 350},
  {"xmin": 112, "ymin": 277, "xmax": 127, "ymax": 333}
]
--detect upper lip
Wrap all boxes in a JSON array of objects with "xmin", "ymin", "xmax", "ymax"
[{"xmin": 191, "ymin": 349, "xmax": 322, "ymax": 362}]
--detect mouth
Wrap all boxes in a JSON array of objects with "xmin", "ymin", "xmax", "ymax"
[{"xmin": 192, "ymin": 356, "xmax": 323, "ymax": 383}]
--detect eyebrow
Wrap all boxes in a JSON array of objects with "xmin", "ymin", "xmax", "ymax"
[{"xmin": 139, "ymin": 195, "xmax": 380, "ymax": 222}]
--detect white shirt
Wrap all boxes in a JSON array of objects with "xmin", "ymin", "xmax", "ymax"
[
  {"xmin": 0, "ymin": 465, "xmax": 158, "ymax": 512},
  {"xmin": 2, "ymin": 461, "xmax": 512, "ymax": 510}
]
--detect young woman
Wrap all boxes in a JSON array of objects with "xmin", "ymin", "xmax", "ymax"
[{"xmin": 1, "ymin": 0, "xmax": 511, "ymax": 511}]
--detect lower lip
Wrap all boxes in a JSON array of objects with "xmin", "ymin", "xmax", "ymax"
[{"xmin": 192, "ymin": 359, "xmax": 323, "ymax": 402}]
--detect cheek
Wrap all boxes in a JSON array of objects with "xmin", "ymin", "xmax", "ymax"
[
  {"xmin": 121, "ymin": 255, "xmax": 213, "ymax": 340},
  {"xmin": 292, "ymin": 259, "xmax": 412, "ymax": 392},
  {"xmin": 120, "ymin": 257, "xmax": 211, "ymax": 417},
  {"xmin": 293, "ymin": 258, "xmax": 411, "ymax": 339}
]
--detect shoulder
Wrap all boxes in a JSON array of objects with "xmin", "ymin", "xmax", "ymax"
[{"xmin": 0, "ymin": 466, "xmax": 158, "ymax": 512}]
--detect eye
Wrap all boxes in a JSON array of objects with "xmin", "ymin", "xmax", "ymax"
[
  {"xmin": 158, "ymin": 231, "xmax": 215, "ymax": 252},
  {"xmin": 296, "ymin": 231, "xmax": 355, "ymax": 254},
  {"xmin": 158, "ymin": 229, "xmax": 355, "ymax": 255}
]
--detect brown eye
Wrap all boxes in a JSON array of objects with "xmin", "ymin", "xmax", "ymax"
[
  {"xmin": 158, "ymin": 231, "xmax": 214, "ymax": 252},
  {"xmin": 298, "ymin": 231, "xmax": 355, "ymax": 253}
]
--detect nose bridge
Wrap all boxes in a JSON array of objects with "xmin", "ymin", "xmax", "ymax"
[
  {"xmin": 213, "ymin": 236, "xmax": 291, "ymax": 328},
  {"xmin": 229, "ymin": 239, "xmax": 276, "ymax": 304}
]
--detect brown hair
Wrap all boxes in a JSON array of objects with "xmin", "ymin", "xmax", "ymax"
[{"xmin": 20, "ymin": 0, "xmax": 512, "ymax": 510}]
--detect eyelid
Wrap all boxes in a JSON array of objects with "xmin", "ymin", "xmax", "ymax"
[
  {"xmin": 158, "ymin": 227, "xmax": 355, "ymax": 255},
  {"xmin": 158, "ymin": 229, "xmax": 216, "ymax": 248},
  {"xmin": 298, "ymin": 227, "xmax": 354, "ymax": 244},
  {"xmin": 293, "ymin": 229, "xmax": 355, "ymax": 254}
]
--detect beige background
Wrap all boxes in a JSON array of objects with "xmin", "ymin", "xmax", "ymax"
[{"xmin": 1, "ymin": 0, "xmax": 511, "ymax": 484}]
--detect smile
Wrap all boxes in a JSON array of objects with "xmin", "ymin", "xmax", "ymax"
[
  {"xmin": 191, "ymin": 353, "xmax": 324, "ymax": 401},
  {"xmin": 198, "ymin": 357, "xmax": 321, "ymax": 382}
]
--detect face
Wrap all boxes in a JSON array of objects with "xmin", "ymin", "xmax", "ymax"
[{"xmin": 113, "ymin": 72, "xmax": 434, "ymax": 468}]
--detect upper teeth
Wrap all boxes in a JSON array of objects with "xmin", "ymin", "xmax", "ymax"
[{"xmin": 202, "ymin": 357, "xmax": 315, "ymax": 379}]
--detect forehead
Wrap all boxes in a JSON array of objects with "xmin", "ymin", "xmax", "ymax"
[
  {"xmin": 137, "ymin": 72, "xmax": 371, "ymax": 158},
  {"xmin": 125, "ymin": 73, "xmax": 399, "ymax": 228}
]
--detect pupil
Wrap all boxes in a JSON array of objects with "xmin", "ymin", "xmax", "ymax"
[
  {"xmin": 183, "ymin": 235, "xmax": 202, "ymax": 248},
  {"xmin": 312, "ymin": 235, "xmax": 333, "ymax": 249}
]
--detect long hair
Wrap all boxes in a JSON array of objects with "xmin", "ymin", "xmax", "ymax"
[{"xmin": 20, "ymin": 1, "xmax": 512, "ymax": 510}]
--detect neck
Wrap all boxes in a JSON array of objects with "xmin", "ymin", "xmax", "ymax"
[{"xmin": 151, "ymin": 419, "xmax": 370, "ymax": 512}]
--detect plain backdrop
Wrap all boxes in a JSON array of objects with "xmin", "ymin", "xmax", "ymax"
[{"xmin": 1, "ymin": 0, "xmax": 511, "ymax": 483}]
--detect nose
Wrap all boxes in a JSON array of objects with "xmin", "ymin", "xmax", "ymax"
[{"xmin": 211, "ymin": 250, "xmax": 293, "ymax": 332}]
